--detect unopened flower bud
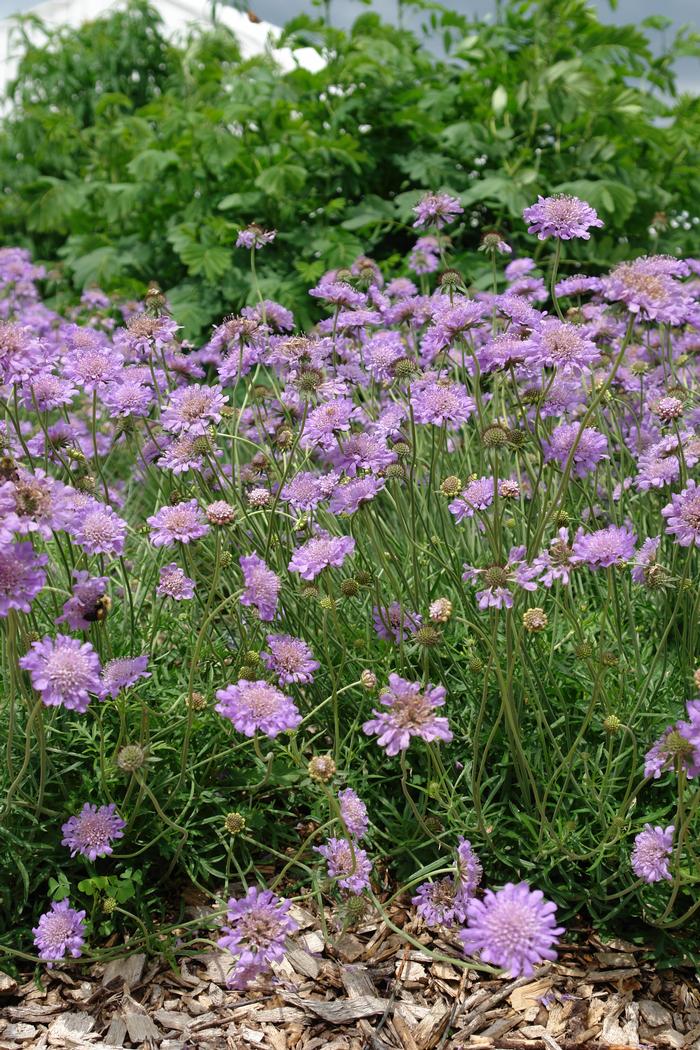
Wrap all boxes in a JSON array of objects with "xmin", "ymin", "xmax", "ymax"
[
  {"xmin": 186, "ymin": 691, "xmax": 207, "ymax": 710},
  {"xmin": 468, "ymin": 655, "xmax": 484, "ymax": 674},
  {"xmin": 499, "ymin": 479, "xmax": 520, "ymax": 499},
  {"xmin": 440, "ymin": 475, "xmax": 462, "ymax": 497},
  {"xmin": 439, "ymin": 269, "xmax": 462, "ymax": 290},
  {"xmin": 385, "ymin": 463, "xmax": 406, "ymax": 481},
  {"xmin": 319, "ymin": 595, "xmax": 335, "ymax": 611},
  {"xmin": 247, "ymin": 487, "xmax": 271, "ymax": 508},
  {"xmin": 224, "ymin": 812, "xmax": 246, "ymax": 835},
  {"xmin": 481, "ymin": 424, "xmax": 509, "ymax": 449},
  {"xmin": 429, "ymin": 598, "xmax": 453, "ymax": 623},
  {"xmin": 601, "ymin": 650, "xmax": 618, "ymax": 668},
  {"xmin": 360, "ymin": 669, "xmax": 378, "ymax": 690},
  {"xmin": 117, "ymin": 744, "xmax": 146, "ymax": 773},
  {"xmin": 276, "ymin": 428, "xmax": 294, "ymax": 449},
  {"xmin": 206, "ymin": 500, "xmax": 236, "ymax": 525},
  {"xmin": 574, "ymin": 641, "xmax": 594, "ymax": 659},
  {"xmin": 523, "ymin": 607, "xmax": 548, "ymax": 632},
  {"xmin": 307, "ymin": 755, "xmax": 336, "ymax": 782},
  {"xmin": 555, "ymin": 510, "xmax": 570, "ymax": 528},
  {"xmin": 355, "ymin": 570, "xmax": 373, "ymax": 587},
  {"xmin": 694, "ymin": 668, "xmax": 700, "ymax": 691},
  {"xmin": 603, "ymin": 715, "xmax": 622, "ymax": 735},
  {"xmin": 246, "ymin": 650, "xmax": 260, "ymax": 666},
  {"xmin": 416, "ymin": 625, "xmax": 441, "ymax": 648},
  {"xmin": 102, "ymin": 897, "xmax": 117, "ymax": 915},
  {"xmin": 219, "ymin": 551, "xmax": 233, "ymax": 568}
]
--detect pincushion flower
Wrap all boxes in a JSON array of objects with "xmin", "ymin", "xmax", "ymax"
[
  {"xmin": 147, "ymin": 499, "xmax": 209, "ymax": 547},
  {"xmin": 644, "ymin": 702, "xmax": 700, "ymax": 779},
  {"xmin": 20, "ymin": 635, "xmax": 102, "ymax": 713},
  {"xmin": 315, "ymin": 837, "xmax": 372, "ymax": 894},
  {"xmin": 372, "ymin": 602, "xmax": 422, "ymax": 643},
  {"xmin": 329, "ymin": 476, "xmax": 385, "ymax": 515},
  {"xmin": 301, "ymin": 398, "xmax": 357, "ymax": 451},
  {"xmin": 460, "ymin": 882, "xmax": 564, "ymax": 977},
  {"xmin": 69, "ymin": 502, "xmax": 127, "ymax": 558},
  {"xmin": 0, "ymin": 540, "xmax": 48, "ymax": 617},
  {"xmin": 101, "ymin": 655, "xmax": 150, "ymax": 698},
  {"xmin": 161, "ymin": 383, "xmax": 228, "ymax": 436},
  {"xmin": 409, "ymin": 236, "xmax": 440, "ymax": 275},
  {"xmin": 261, "ymin": 633, "xmax": 319, "ymax": 686},
  {"xmin": 33, "ymin": 900, "xmax": 87, "ymax": 966},
  {"xmin": 102, "ymin": 379, "xmax": 154, "ymax": 418},
  {"xmin": 631, "ymin": 824, "xmax": 674, "ymax": 883},
  {"xmin": 543, "ymin": 423, "xmax": 608, "ymax": 478},
  {"xmin": 456, "ymin": 838, "xmax": 483, "ymax": 894},
  {"xmin": 235, "ymin": 225, "xmax": 276, "ymax": 249},
  {"xmin": 413, "ymin": 878, "xmax": 470, "ymax": 928},
  {"xmin": 413, "ymin": 191, "xmax": 463, "ymax": 229},
  {"xmin": 531, "ymin": 319, "xmax": 599, "ymax": 372},
  {"xmin": 604, "ymin": 256, "xmax": 691, "ymax": 325},
  {"xmin": 56, "ymin": 570, "xmax": 109, "ymax": 630},
  {"xmin": 215, "ymin": 679, "xmax": 301, "ymax": 738},
  {"xmin": 338, "ymin": 788, "xmax": 369, "ymax": 839},
  {"xmin": 288, "ymin": 530, "xmax": 355, "ymax": 580},
  {"xmin": 661, "ymin": 480, "xmax": 700, "ymax": 547},
  {"xmin": 363, "ymin": 674, "xmax": 452, "ymax": 755},
  {"xmin": 523, "ymin": 194, "xmax": 603, "ymax": 241},
  {"xmin": 411, "ymin": 378, "xmax": 476, "ymax": 428},
  {"xmin": 533, "ymin": 529, "xmax": 576, "ymax": 587},
  {"xmin": 61, "ymin": 803, "xmax": 126, "ymax": 860},
  {"xmin": 463, "ymin": 547, "xmax": 538, "ymax": 610},
  {"xmin": 281, "ymin": 471, "xmax": 340, "ymax": 512},
  {"xmin": 0, "ymin": 469, "xmax": 71, "ymax": 543},
  {"xmin": 571, "ymin": 525, "xmax": 636, "ymax": 569},
  {"xmin": 157, "ymin": 563, "xmax": 196, "ymax": 600},
  {"xmin": 449, "ymin": 476, "xmax": 495, "ymax": 523},
  {"xmin": 631, "ymin": 536, "xmax": 662, "ymax": 586},
  {"xmin": 63, "ymin": 340, "xmax": 123, "ymax": 390},
  {"xmin": 240, "ymin": 553, "xmax": 280, "ymax": 621},
  {"xmin": 218, "ymin": 887, "xmax": 297, "ymax": 989}
]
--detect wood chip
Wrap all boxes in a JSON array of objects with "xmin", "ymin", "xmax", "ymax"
[
  {"xmin": 101, "ymin": 954, "xmax": 146, "ymax": 990},
  {"xmin": 282, "ymin": 990, "xmax": 389, "ymax": 1023}
]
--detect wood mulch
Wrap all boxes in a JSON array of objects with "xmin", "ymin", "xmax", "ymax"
[{"xmin": 1, "ymin": 902, "xmax": 699, "ymax": 1050}]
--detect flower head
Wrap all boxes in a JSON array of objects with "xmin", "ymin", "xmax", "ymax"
[
  {"xmin": 20, "ymin": 635, "xmax": 102, "ymax": 713},
  {"xmin": 411, "ymin": 379, "xmax": 475, "ymax": 428},
  {"xmin": 240, "ymin": 553, "xmax": 280, "ymax": 621},
  {"xmin": 413, "ymin": 192, "xmax": 463, "ymax": 230},
  {"xmin": 147, "ymin": 500, "xmax": 209, "ymax": 547},
  {"xmin": 0, "ymin": 540, "xmax": 48, "ymax": 617},
  {"xmin": 338, "ymin": 788, "xmax": 369, "ymax": 839},
  {"xmin": 413, "ymin": 877, "xmax": 470, "ymax": 928},
  {"xmin": 56, "ymin": 570, "xmax": 109, "ymax": 630},
  {"xmin": 33, "ymin": 900, "xmax": 87, "ymax": 966},
  {"xmin": 372, "ymin": 602, "xmax": 422, "ymax": 643},
  {"xmin": 662, "ymin": 480, "xmax": 700, "ymax": 547},
  {"xmin": 157, "ymin": 562, "xmax": 196, "ymax": 600},
  {"xmin": 101, "ymin": 655, "xmax": 150, "ymax": 698},
  {"xmin": 69, "ymin": 503, "xmax": 127, "ymax": 558},
  {"xmin": 161, "ymin": 383, "xmax": 227, "ymax": 437},
  {"xmin": 523, "ymin": 195, "xmax": 603, "ymax": 241},
  {"xmin": 288, "ymin": 530, "xmax": 355, "ymax": 581},
  {"xmin": 215, "ymin": 679, "xmax": 301, "ymax": 738},
  {"xmin": 456, "ymin": 837, "xmax": 483, "ymax": 894},
  {"xmin": 61, "ymin": 803, "xmax": 126, "ymax": 860},
  {"xmin": 314, "ymin": 837, "xmax": 372, "ymax": 894},
  {"xmin": 236, "ymin": 225, "xmax": 276, "ymax": 249},
  {"xmin": 631, "ymin": 824, "xmax": 674, "ymax": 883},
  {"xmin": 363, "ymin": 673, "xmax": 452, "ymax": 755},
  {"xmin": 571, "ymin": 525, "xmax": 636, "ymax": 569},
  {"xmin": 460, "ymin": 882, "xmax": 564, "ymax": 977},
  {"xmin": 218, "ymin": 887, "xmax": 297, "ymax": 989},
  {"xmin": 261, "ymin": 633, "xmax": 319, "ymax": 686}
]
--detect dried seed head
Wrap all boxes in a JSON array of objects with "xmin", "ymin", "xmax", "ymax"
[
  {"xmin": 224, "ymin": 812, "xmax": 246, "ymax": 835},
  {"xmin": 439, "ymin": 269, "xmax": 462, "ymax": 290},
  {"xmin": 392, "ymin": 441, "xmax": 411, "ymax": 458},
  {"xmin": 385, "ymin": 463, "xmax": 406, "ymax": 481},
  {"xmin": 429, "ymin": 598, "xmax": 453, "ymax": 623},
  {"xmin": 506, "ymin": 429, "xmax": 526, "ymax": 449},
  {"xmin": 219, "ymin": 551, "xmax": 234, "ymax": 568},
  {"xmin": 440, "ymin": 475, "xmax": 462, "ymax": 497},
  {"xmin": 186, "ymin": 691, "xmax": 207, "ymax": 711},
  {"xmin": 355, "ymin": 570, "xmax": 373, "ymax": 587},
  {"xmin": 307, "ymin": 755, "xmax": 337, "ymax": 783},
  {"xmin": 276, "ymin": 428, "xmax": 294, "ymax": 449},
  {"xmin": 630, "ymin": 361, "xmax": 649, "ymax": 376},
  {"xmin": 574, "ymin": 641, "xmax": 594, "ymax": 659},
  {"xmin": 484, "ymin": 565, "xmax": 508, "ymax": 589},
  {"xmin": 246, "ymin": 650, "xmax": 260, "ymax": 666},
  {"xmin": 523, "ymin": 607, "xmax": 548, "ymax": 632},
  {"xmin": 117, "ymin": 744, "xmax": 147, "ymax": 773},
  {"xmin": 415, "ymin": 625, "xmax": 442, "ymax": 648},
  {"xmin": 555, "ymin": 510, "xmax": 571, "ymax": 528},
  {"xmin": 601, "ymin": 650, "xmax": 619, "ymax": 667},
  {"xmin": 391, "ymin": 357, "xmax": 420, "ymax": 380},
  {"xmin": 301, "ymin": 584, "xmax": 319, "ymax": 600},
  {"xmin": 341, "ymin": 579, "xmax": 360, "ymax": 598},
  {"xmin": 238, "ymin": 665, "xmax": 257, "ymax": 679}
]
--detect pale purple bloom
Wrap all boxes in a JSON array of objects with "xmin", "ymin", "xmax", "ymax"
[
  {"xmin": 261, "ymin": 633, "xmax": 319, "ymax": 686},
  {"xmin": 463, "ymin": 548, "xmax": 538, "ymax": 610},
  {"xmin": 449, "ymin": 476, "xmax": 495, "ymax": 523},
  {"xmin": 101, "ymin": 655, "xmax": 150, "ymax": 698},
  {"xmin": 315, "ymin": 837, "xmax": 372, "ymax": 894},
  {"xmin": 338, "ymin": 788, "xmax": 369, "ymax": 839},
  {"xmin": 236, "ymin": 225, "xmax": 276, "ymax": 249},
  {"xmin": 157, "ymin": 562, "xmax": 196, "ymax": 600},
  {"xmin": 157, "ymin": 434, "xmax": 207, "ymax": 475},
  {"xmin": 372, "ymin": 602, "xmax": 422, "ymax": 643},
  {"xmin": 631, "ymin": 536, "xmax": 661, "ymax": 584},
  {"xmin": 309, "ymin": 277, "xmax": 366, "ymax": 308},
  {"xmin": 19, "ymin": 635, "xmax": 102, "ymax": 713},
  {"xmin": 523, "ymin": 195, "xmax": 603, "ymax": 241},
  {"xmin": 328, "ymin": 432, "xmax": 396, "ymax": 476},
  {"xmin": 147, "ymin": 500, "xmax": 209, "ymax": 547},
  {"xmin": 479, "ymin": 332, "xmax": 534, "ymax": 372},
  {"xmin": 531, "ymin": 320, "xmax": 599, "ymax": 372},
  {"xmin": 288, "ymin": 530, "xmax": 355, "ymax": 580},
  {"xmin": 533, "ymin": 529, "xmax": 576, "ymax": 587},
  {"xmin": 363, "ymin": 331, "xmax": 405, "ymax": 380},
  {"xmin": 69, "ymin": 503, "xmax": 127, "ymax": 558},
  {"xmin": 555, "ymin": 275, "xmax": 603, "ymax": 297},
  {"xmin": 571, "ymin": 525, "xmax": 636, "ymax": 569},
  {"xmin": 33, "ymin": 900, "xmax": 87, "ymax": 966},
  {"xmin": 456, "ymin": 838, "xmax": 483, "ymax": 895},
  {"xmin": 161, "ymin": 383, "xmax": 228, "ymax": 436},
  {"xmin": 240, "ymin": 553, "xmax": 280, "ymax": 622},
  {"xmin": 218, "ymin": 887, "xmax": 297, "ymax": 989},
  {"xmin": 604, "ymin": 256, "xmax": 691, "ymax": 325},
  {"xmin": 413, "ymin": 192, "xmax": 463, "ymax": 230},
  {"xmin": 363, "ymin": 674, "xmax": 452, "ymax": 755},
  {"xmin": 280, "ymin": 470, "xmax": 340, "ymax": 512},
  {"xmin": 413, "ymin": 878, "xmax": 470, "ymax": 928},
  {"xmin": 644, "ymin": 702, "xmax": 700, "ymax": 780},
  {"xmin": 56, "ymin": 570, "xmax": 109, "ymax": 630},
  {"xmin": 543, "ymin": 423, "xmax": 608, "ymax": 478},
  {"xmin": 102, "ymin": 379, "xmax": 153, "ymax": 418},
  {"xmin": 0, "ymin": 541, "xmax": 48, "ymax": 617},
  {"xmin": 63, "ymin": 340, "xmax": 123, "ymax": 391},
  {"xmin": 631, "ymin": 824, "xmax": 674, "ymax": 883},
  {"xmin": 0, "ymin": 469, "xmax": 71, "ymax": 543},
  {"xmin": 20, "ymin": 371, "xmax": 77, "ymax": 411},
  {"xmin": 411, "ymin": 379, "xmax": 476, "ymax": 428},
  {"xmin": 215, "ymin": 679, "xmax": 301, "ymax": 738},
  {"xmin": 329, "ymin": 476, "xmax": 385, "ymax": 515},
  {"xmin": 61, "ymin": 803, "xmax": 126, "ymax": 860},
  {"xmin": 409, "ymin": 236, "xmax": 440, "ymax": 275},
  {"xmin": 421, "ymin": 298, "xmax": 487, "ymax": 362},
  {"xmin": 302, "ymin": 399, "xmax": 356, "ymax": 451},
  {"xmin": 505, "ymin": 257, "xmax": 536, "ymax": 281},
  {"xmin": 460, "ymin": 882, "xmax": 564, "ymax": 977},
  {"xmin": 662, "ymin": 480, "xmax": 700, "ymax": 547}
]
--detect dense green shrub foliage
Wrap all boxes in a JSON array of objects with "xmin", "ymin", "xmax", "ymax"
[{"xmin": 2, "ymin": 0, "xmax": 699, "ymax": 337}]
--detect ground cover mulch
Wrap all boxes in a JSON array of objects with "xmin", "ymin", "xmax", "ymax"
[{"xmin": 2, "ymin": 902, "xmax": 699, "ymax": 1050}]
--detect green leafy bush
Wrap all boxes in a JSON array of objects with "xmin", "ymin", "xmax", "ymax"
[{"xmin": 1, "ymin": 0, "xmax": 699, "ymax": 340}]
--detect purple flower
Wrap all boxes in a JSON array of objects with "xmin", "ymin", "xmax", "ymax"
[
  {"xmin": 157, "ymin": 434, "xmax": 207, "ymax": 475},
  {"xmin": 280, "ymin": 471, "xmax": 340, "ymax": 512},
  {"xmin": 236, "ymin": 225, "xmax": 276, "ymax": 249},
  {"xmin": 631, "ymin": 537, "xmax": 662, "ymax": 585},
  {"xmin": 288, "ymin": 530, "xmax": 355, "ymax": 581},
  {"xmin": 215, "ymin": 679, "xmax": 301, "ymax": 738},
  {"xmin": 61, "ymin": 803, "xmax": 126, "ymax": 860},
  {"xmin": 413, "ymin": 878, "xmax": 470, "ymax": 928},
  {"xmin": 460, "ymin": 882, "xmax": 564, "ymax": 977},
  {"xmin": 531, "ymin": 320, "xmax": 599, "ymax": 372},
  {"xmin": 63, "ymin": 340, "xmax": 123, "ymax": 391},
  {"xmin": 33, "ymin": 900, "xmax": 87, "ymax": 966},
  {"xmin": 328, "ymin": 433, "xmax": 396, "ymax": 476},
  {"xmin": 533, "ymin": 529, "xmax": 576, "ymax": 587},
  {"xmin": 301, "ymin": 399, "xmax": 356, "ymax": 452},
  {"xmin": 0, "ymin": 469, "xmax": 71, "ymax": 543},
  {"xmin": 421, "ymin": 299, "xmax": 487, "ymax": 362},
  {"xmin": 456, "ymin": 838, "xmax": 483, "ymax": 895},
  {"xmin": 363, "ymin": 331, "xmax": 405, "ymax": 380},
  {"xmin": 56, "ymin": 570, "xmax": 109, "ymax": 630},
  {"xmin": 147, "ymin": 500, "xmax": 209, "ymax": 547},
  {"xmin": 161, "ymin": 383, "xmax": 228, "ymax": 436},
  {"xmin": 218, "ymin": 887, "xmax": 297, "ymax": 989},
  {"xmin": 19, "ymin": 635, "xmax": 102, "ymax": 713},
  {"xmin": 101, "ymin": 655, "xmax": 150, "ymax": 698},
  {"xmin": 645, "ymin": 703, "xmax": 700, "ymax": 780},
  {"xmin": 69, "ymin": 503, "xmax": 127, "ymax": 558},
  {"xmin": 411, "ymin": 379, "xmax": 476, "ymax": 428},
  {"xmin": 315, "ymin": 837, "xmax": 372, "ymax": 894},
  {"xmin": 523, "ymin": 195, "xmax": 603, "ymax": 241},
  {"xmin": 240, "ymin": 553, "xmax": 280, "ymax": 621},
  {"xmin": 338, "ymin": 788, "xmax": 369, "ymax": 839},
  {"xmin": 372, "ymin": 602, "xmax": 422, "ymax": 643},
  {"xmin": 329, "ymin": 476, "xmax": 385, "ymax": 515},
  {"xmin": 604, "ymin": 256, "xmax": 691, "ymax": 325},
  {"xmin": 449, "ymin": 476, "xmax": 495, "ymax": 523},
  {"xmin": 0, "ymin": 541, "xmax": 48, "ymax": 617},
  {"xmin": 413, "ymin": 192, "xmax": 463, "ymax": 230},
  {"xmin": 463, "ymin": 548, "xmax": 538, "ymax": 611},
  {"xmin": 409, "ymin": 236, "xmax": 440, "ymax": 275},
  {"xmin": 157, "ymin": 562, "xmax": 196, "ymax": 600},
  {"xmin": 102, "ymin": 379, "xmax": 154, "ymax": 418},
  {"xmin": 571, "ymin": 525, "xmax": 636, "ymax": 569},
  {"xmin": 631, "ymin": 824, "xmax": 674, "ymax": 883},
  {"xmin": 362, "ymin": 674, "xmax": 452, "ymax": 755},
  {"xmin": 260, "ymin": 633, "xmax": 319, "ymax": 686},
  {"xmin": 543, "ymin": 423, "xmax": 608, "ymax": 478},
  {"xmin": 20, "ymin": 372, "xmax": 77, "ymax": 411},
  {"xmin": 662, "ymin": 480, "xmax": 700, "ymax": 547}
]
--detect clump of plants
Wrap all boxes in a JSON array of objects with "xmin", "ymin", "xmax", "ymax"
[{"xmin": 1, "ymin": 189, "xmax": 699, "ymax": 982}]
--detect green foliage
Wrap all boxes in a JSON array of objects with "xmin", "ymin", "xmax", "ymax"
[{"xmin": 1, "ymin": 0, "xmax": 700, "ymax": 337}]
